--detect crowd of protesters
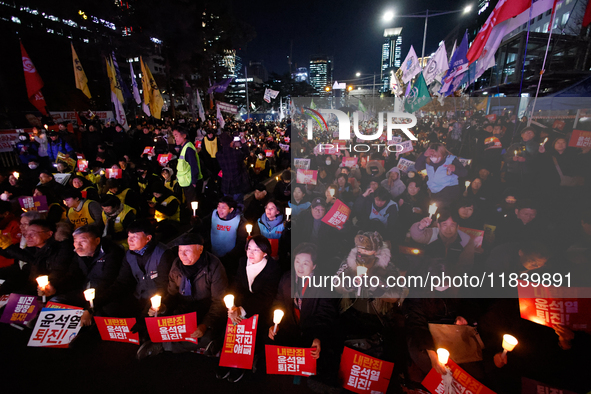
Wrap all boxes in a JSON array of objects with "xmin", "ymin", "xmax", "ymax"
[{"xmin": 0, "ymin": 106, "xmax": 590, "ymax": 393}]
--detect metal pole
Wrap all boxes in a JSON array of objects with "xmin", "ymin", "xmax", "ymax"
[
  {"xmin": 245, "ymin": 65, "xmax": 250, "ymax": 120},
  {"xmin": 421, "ymin": 9, "xmax": 429, "ymax": 61},
  {"xmin": 372, "ymin": 73, "xmax": 376, "ymax": 110}
]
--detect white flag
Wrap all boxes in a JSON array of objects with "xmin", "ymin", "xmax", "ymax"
[
  {"xmin": 216, "ymin": 103, "xmax": 225, "ymax": 129},
  {"xmin": 130, "ymin": 62, "xmax": 141, "ymax": 105},
  {"xmin": 390, "ymin": 73, "xmax": 403, "ymax": 96},
  {"xmin": 111, "ymin": 90, "xmax": 128, "ymax": 129},
  {"xmin": 196, "ymin": 88, "xmax": 205, "ymax": 122},
  {"xmin": 263, "ymin": 88, "xmax": 279, "ymax": 103},
  {"xmin": 401, "ymin": 46, "xmax": 421, "ymax": 84},
  {"xmin": 279, "ymin": 97, "xmax": 285, "ymax": 121},
  {"xmin": 423, "ymin": 43, "xmax": 449, "ymax": 85}
]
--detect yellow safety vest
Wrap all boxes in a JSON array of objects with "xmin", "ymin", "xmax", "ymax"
[
  {"xmin": 152, "ymin": 195, "xmax": 180, "ymax": 222},
  {"xmin": 177, "ymin": 142, "xmax": 203, "ymax": 187},
  {"xmin": 204, "ymin": 137, "xmax": 218, "ymax": 158},
  {"xmin": 165, "ymin": 179, "xmax": 185, "ymax": 203},
  {"xmin": 108, "ymin": 188, "xmax": 131, "ymax": 205},
  {"xmin": 102, "ymin": 204, "xmax": 136, "ymax": 249},
  {"xmin": 67, "ymin": 199, "xmax": 95, "ymax": 229}
]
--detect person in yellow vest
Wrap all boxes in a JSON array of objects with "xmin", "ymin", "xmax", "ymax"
[
  {"xmin": 101, "ymin": 196, "xmax": 137, "ymax": 250},
  {"xmin": 105, "ymin": 179, "xmax": 139, "ymax": 211},
  {"xmin": 149, "ymin": 182, "xmax": 180, "ymax": 222},
  {"xmin": 203, "ymin": 129, "xmax": 219, "ymax": 159},
  {"xmin": 172, "ymin": 128, "xmax": 203, "ymax": 209},
  {"xmin": 161, "ymin": 167, "xmax": 185, "ymax": 204},
  {"xmin": 62, "ymin": 188, "xmax": 104, "ymax": 233},
  {"xmin": 71, "ymin": 175, "xmax": 99, "ymax": 201},
  {"xmin": 252, "ymin": 151, "xmax": 270, "ymax": 183}
]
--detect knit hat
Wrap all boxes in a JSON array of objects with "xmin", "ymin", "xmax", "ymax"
[{"xmin": 354, "ymin": 231, "xmax": 383, "ymax": 252}]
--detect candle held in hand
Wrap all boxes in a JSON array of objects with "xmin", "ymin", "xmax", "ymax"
[
  {"xmin": 437, "ymin": 348, "xmax": 449, "ymax": 364},
  {"xmin": 245, "ymin": 224, "xmax": 253, "ymax": 236},
  {"xmin": 502, "ymin": 334, "xmax": 518, "ymax": 352},
  {"xmin": 191, "ymin": 201, "xmax": 198, "ymax": 216},
  {"xmin": 223, "ymin": 294, "xmax": 235, "ymax": 309},
  {"xmin": 285, "ymin": 207, "xmax": 292, "ymax": 221},
  {"xmin": 151, "ymin": 295, "xmax": 161, "ymax": 309},
  {"xmin": 84, "ymin": 288, "xmax": 95, "ymax": 308},
  {"xmin": 428, "ymin": 203, "xmax": 437, "ymax": 218},
  {"xmin": 273, "ymin": 309, "xmax": 284, "ymax": 334},
  {"xmin": 465, "ymin": 180, "xmax": 471, "ymax": 188},
  {"xmin": 36, "ymin": 275, "xmax": 49, "ymax": 288}
]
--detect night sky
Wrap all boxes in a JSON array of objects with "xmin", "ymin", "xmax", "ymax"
[{"xmin": 234, "ymin": 0, "xmax": 476, "ymax": 81}]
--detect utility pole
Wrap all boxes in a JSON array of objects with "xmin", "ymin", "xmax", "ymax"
[{"xmin": 245, "ymin": 65, "xmax": 250, "ymax": 120}]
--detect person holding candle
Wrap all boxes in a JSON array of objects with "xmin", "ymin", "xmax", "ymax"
[
  {"xmin": 410, "ymin": 209, "xmax": 475, "ymax": 276},
  {"xmin": 493, "ymin": 199, "xmax": 545, "ymax": 247},
  {"xmin": 217, "ymin": 235, "xmax": 282, "ymax": 382},
  {"xmin": 398, "ymin": 179, "xmax": 429, "ymax": 233},
  {"xmin": 503, "ymin": 127, "xmax": 540, "ymax": 191},
  {"xmin": 415, "ymin": 142, "xmax": 468, "ymax": 209},
  {"xmin": 137, "ymin": 233, "xmax": 228, "ymax": 360},
  {"xmin": 272, "ymin": 169, "xmax": 292, "ymax": 203},
  {"xmin": 0, "ymin": 219, "xmax": 73, "ymax": 297}
]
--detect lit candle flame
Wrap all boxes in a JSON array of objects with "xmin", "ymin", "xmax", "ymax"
[
  {"xmin": 437, "ymin": 348, "xmax": 449, "ymax": 364},
  {"xmin": 245, "ymin": 224, "xmax": 253, "ymax": 235},
  {"xmin": 502, "ymin": 334, "xmax": 518, "ymax": 352},
  {"xmin": 223, "ymin": 294, "xmax": 234, "ymax": 309},
  {"xmin": 150, "ymin": 295, "xmax": 161, "ymax": 309}
]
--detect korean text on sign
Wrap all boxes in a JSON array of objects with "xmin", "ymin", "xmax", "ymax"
[
  {"xmin": 265, "ymin": 345, "xmax": 317, "ymax": 376},
  {"xmin": 95, "ymin": 317, "xmax": 139, "ymax": 344},
  {"xmin": 0, "ymin": 293, "xmax": 40, "ymax": 325},
  {"xmin": 145, "ymin": 312, "xmax": 198, "ymax": 343},
  {"xmin": 321, "ymin": 199, "xmax": 351, "ymax": 230},
  {"xmin": 568, "ymin": 130, "xmax": 591, "ymax": 148},
  {"xmin": 28, "ymin": 308, "xmax": 84, "ymax": 348},
  {"xmin": 422, "ymin": 359, "xmax": 495, "ymax": 394},
  {"xmin": 219, "ymin": 315, "xmax": 259, "ymax": 369},
  {"xmin": 339, "ymin": 347, "xmax": 394, "ymax": 394},
  {"xmin": 296, "ymin": 169, "xmax": 318, "ymax": 185}
]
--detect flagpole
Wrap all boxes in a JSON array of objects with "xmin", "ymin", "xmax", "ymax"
[
  {"xmin": 528, "ymin": 4, "xmax": 557, "ymax": 126},
  {"xmin": 421, "ymin": 10, "xmax": 429, "ymax": 61},
  {"xmin": 514, "ymin": 0, "xmax": 535, "ymax": 140},
  {"xmin": 245, "ymin": 65, "xmax": 250, "ymax": 120}
]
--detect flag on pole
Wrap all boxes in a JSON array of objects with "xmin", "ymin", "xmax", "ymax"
[
  {"xmin": 140, "ymin": 57, "xmax": 164, "ymax": 119},
  {"xmin": 404, "ymin": 73, "xmax": 432, "ymax": 113},
  {"xmin": 310, "ymin": 98, "xmax": 316, "ymax": 110},
  {"xmin": 106, "ymin": 57, "xmax": 128, "ymax": 128},
  {"xmin": 279, "ymin": 97, "xmax": 285, "ymax": 121},
  {"xmin": 422, "ymin": 42, "xmax": 448, "ymax": 85},
  {"xmin": 71, "ymin": 43, "xmax": 91, "ymax": 98},
  {"xmin": 404, "ymin": 82, "xmax": 412, "ymax": 97},
  {"xmin": 390, "ymin": 73, "xmax": 404, "ymax": 96},
  {"xmin": 130, "ymin": 62, "xmax": 141, "ymax": 105},
  {"xmin": 264, "ymin": 88, "xmax": 280, "ymax": 103},
  {"xmin": 112, "ymin": 52, "xmax": 131, "ymax": 100},
  {"xmin": 401, "ymin": 45, "xmax": 421, "ymax": 84},
  {"xmin": 467, "ymin": 0, "xmax": 531, "ymax": 63},
  {"xmin": 207, "ymin": 78, "xmax": 233, "ymax": 94},
  {"xmin": 20, "ymin": 41, "xmax": 48, "ymax": 115},
  {"xmin": 196, "ymin": 88, "xmax": 205, "ymax": 122},
  {"xmin": 440, "ymin": 31, "xmax": 470, "ymax": 96},
  {"xmin": 358, "ymin": 99, "xmax": 367, "ymax": 113},
  {"xmin": 216, "ymin": 102, "xmax": 225, "ymax": 129}
]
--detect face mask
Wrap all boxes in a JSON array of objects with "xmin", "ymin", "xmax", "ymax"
[
  {"xmin": 258, "ymin": 155, "xmax": 264, "ymax": 160},
  {"xmin": 430, "ymin": 157, "xmax": 441, "ymax": 164},
  {"xmin": 29, "ymin": 163, "xmax": 38, "ymax": 169},
  {"xmin": 325, "ymin": 160, "xmax": 331, "ymax": 165},
  {"xmin": 19, "ymin": 136, "xmax": 27, "ymax": 141}
]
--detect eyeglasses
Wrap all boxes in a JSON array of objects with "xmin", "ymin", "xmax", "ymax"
[{"xmin": 25, "ymin": 230, "xmax": 49, "ymax": 236}]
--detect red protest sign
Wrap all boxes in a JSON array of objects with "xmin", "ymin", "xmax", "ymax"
[
  {"xmin": 143, "ymin": 146, "xmax": 155, "ymax": 155},
  {"xmin": 568, "ymin": 129, "xmax": 591, "ymax": 148},
  {"xmin": 265, "ymin": 149, "xmax": 274, "ymax": 158},
  {"xmin": 77, "ymin": 159, "xmax": 88, "ymax": 172},
  {"xmin": 196, "ymin": 140, "xmax": 202, "ymax": 149},
  {"xmin": 296, "ymin": 169, "xmax": 318, "ymax": 185},
  {"xmin": 145, "ymin": 312, "xmax": 198, "ymax": 343},
  {"xmin": 265, "ymin": 345, "xmax": 317, "ymax": 376},
  {"xmin": 422, "ymin": 359, "xmax": 495, "ymax": 394},
  {"xmin": 105, "ymin": 169, "xmax": 122, "ymax": 179},
  {"xmin": 339, "ymin": 347, "xmax": 394, "ymax": 394},
  {"xmin": 157, "ymin": 154, "xmax": 172, "ymax": 166},
  {"xmin": 518, "ymin": 286, "xmax": 591, "ymax": 332},
  {"xmin": 321, "ymin": 199, "xmax": 351, "ymax": 230},
  {"xmin": 18, "ymin": 195, "xmax": 48, "ymax": 212},
  {"xmin": 95, "ymin": 317, "xmax": 140, "ymax": 344},
  {"xmin": 459, "ymin": 227, "xmax": 484, "ymax": 248},
  {"xmin": 485, "ymin": 114, "xmax": 497, "ymax": 122},
  {"xmin": 219, "ymin": 315, "xmax": 258, "ymax": 369},
  {"xmin": 342, "ymin": 156, "xmax": 358, "ymax": 167},
  {"xmin": 45, "ymin": 302, "xmax": 83, "ymax": 310}
]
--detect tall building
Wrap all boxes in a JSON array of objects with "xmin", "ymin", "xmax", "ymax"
[
  {"xmin": 309, "ymin": 55, "xmax": 333, "ymax": 95},
  {"xmin": 248, "ymin": 61, "xmax": 268, "ymax": 82},
  {"xmin": 381, "ymin": 28, "xmax": 402, "ymax": 92}
]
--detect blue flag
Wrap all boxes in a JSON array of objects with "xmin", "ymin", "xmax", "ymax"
[
  {"xmin": 112, "ymin": 52, "xmax": 132, "ymax": 100},
  {"xmin": 440, "ymin": 31, "xmax": 470, "ymax": 96}
]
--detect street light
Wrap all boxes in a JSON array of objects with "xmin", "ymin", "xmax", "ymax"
[
  {"xmin": 356, "ymin": 72, "xmax": 361, "ymax": 77},
  {"xmin": 383, "ymin": 5, "xmax": 473, "ymax": 61},
  {"xmin": 324, "ymin": 86, "xmax": 331, "ymax": 92}
]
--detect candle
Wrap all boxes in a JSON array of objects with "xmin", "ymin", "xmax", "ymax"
[
  {"xmin": 36, "ymin": 275, "xmax": 49, "ymax": 303},
  {"xmin": 285, "ymin": 207, "xmax": 292, "ymax": 221},
  {"xmin": 276, "ymin": 176, "xmax": 279, "ymax": 181},
  {"xmin": 245, "ymin": 224, "xmax": 253, "ymax": 236},
  {"xmin": 436, "ymin": 213, "xmax": 440, "ymax": 220},
  {"xmin": 191, "ymin": 201, "xmax": 198, "ymax": 216},
  {"xmin": 437, "ymin": 348, "xmax": 449, "ymax": 365},
  {"xmin": 12, "ymin": 171, "xmax": 19, "ymax": 179},
  {"xmin": 411, "ymin": 249, "xmax": 420, "ymax": 255},
  {"xmin": 514, "ymin": 150, "xmax": 518, "ymax": 156},
  {"xmin": 465, "ymin": 180, "xmax": 470, "ymax": 188},
  {"xmin": 541, "ymin": 137, "xmax": 548, "ymax": 146},
  {"xmin": 223, "ymin": 294, "xmax": 235, "ymax": 309},
  {"xmin": 84, "ymin": 288, "xmax": 95, "ymax": 309},
  {"xmin": 428, "ymin": 203, "xmax": 437, "ymax": 218},
  {"xmin": 502, "ymin": 334, "xmax": 518, "ymax": 356},
  {"xmin": 44, "ymin": 124, "xmax": 48, "ymax": 129},
  {"xmin": 151, "ymin": 295, "xmax": 161, "ymax": 316},
  {"xmin": 329, "ymin": 188, "xmax": 335, "ymax": 197},
  {"xmin": 273, "ymin": 309, "xmax": 284, "ymax": 334}
]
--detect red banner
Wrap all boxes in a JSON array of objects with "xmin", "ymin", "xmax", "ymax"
[
  {"xmin": 518, "ymin": 286, "xmax": 591, "ymax": 332},
  {"xmin": 265, "ymin": 345, "xmax": 317, "ymax": 376},
  {"xmin": 339, "ymin": 347, "xmax": 394, "ymax": 394},
  {"xmin": 20, "ymin": 41, "xmax": 48, "ymax": 115},
  {"xmin": 145, "ymin": 313, "xmax": 198, "ymax": 343},
  {"xmin": 196, "ymin": 140, "xmax": 202, "ymax": 149},
  {"xmin": 143, "ymin": 146, "xmax": 155, "ymax": 156},
  {"xmin": 45, "ymin": 302, "xmax": 83, "ymax": 310},
  {"xmin": 95, "ymin": 317, "xmax": 139, "ymax": 344},
  {"xmin": 459, "ymin": 227, "xmax": 484, "ymax": 248},
  {"xmin": 157, "ymin": 153, "xmax": 172, "ymax": 166},
  {"xmin": 105, "ymin": 169, "xmax": 122, "ymax": 179},
  {"xmin": 422, "ymin": 359, "xmax": 495, "ymax": 394},
  {"xmin": 219, "ymin": 315, "xmax": 258, "ymax": 369},
  {"xmin": 342, "ymin": 157, "xmax": 358, "ymax": 167},
  {"xmin": 77, "ymin": 159, "xmax": 88, "ymax": 172},
  {"xmin": 568, "ymin": 129, "xmax": 591, "ymax": 148},
  {"xmin": 296, "ymin": 169, "xmax": 318, "ymax": 185},
  {"xmin": 265, "ymin": 149, "xmax": 274, "ymax": 158},
  {"xmin": 321, "ymin": 199, "xmax": 351, "ymax": 230}
]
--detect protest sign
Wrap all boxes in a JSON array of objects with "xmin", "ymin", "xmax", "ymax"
[
  {"xmin": 265, "ymin": 149, "xmax": 274, "ymax": 158},
  {"xmin": 45, "ymin": 302, "xmax": 83, "ymax": 310},
  {"xmin": 95, "ymin": 317, "xmax": 140, "ymax": 344},
  {"xmin": 398, "ymin": 140, "xmax": 414, "ymax": 154},
  {"xmin": 422, "ymin": 359, "xmax": 495, "ymax": 394},
  {"xmin": 294, "ymin": 158, "xmax": 310, "ymax": 170},
  {"xmin": 342, "ymin": 157, "xmax": 358, "ymax": 167},
  {"xmin": 521, "ymin": 377, "xmax": 577, "ymax": 394},
  {"xmin": 339, "ymin": 347, "xmax": 394, "ymax": 394},
  {"xmin": 18, "ymin": 196, "xmax": 48, "ymax": 212},
  {"xmin": 219, "ymin": 315, "xmax": 258, "ymax": 369},
  {"xmin": 145, "ymin": 312, "xmax": 198, "ymax": 343},
  {"xmin": 157, "ymin": 154, "xmax": 173, "ymax": 166},
  {"xmin": 105, "ymin": 169, "xmax": 122, "ymax": 179},
  {"xmin": 265, "ymin": 345, "xmax": 317, "ymax": 376},
  {"xmin": 321, "ymin": 199, "xmax": 351, "ymax": 230},
  {"xmin": 143, "ymin": 146, "xmax": 155, "ymax": 156},
  {"xmin": 77, "ymin": 159, "xmax": 88, "ymax": 172},
  {"xmin": 459, "ymin": 227, "xmax": 484, "ymax": 248},
  {"xmin": 296, "ymin": 169, "xmax": 318, "ymax": 185},
  {"xmin": 397, "ymin": 158, "xmax": 415, "ymax": 173},
  {"xmin": 28, "ymin": 308, "xmax": 84, "ymax": 348},
  {"xmin": 0, "ymin": 294, "xmax": 40, "ymax": 325},
  {"xmin": 568, "ymin": 130, "xmax": 591, "ymax": 148}
]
